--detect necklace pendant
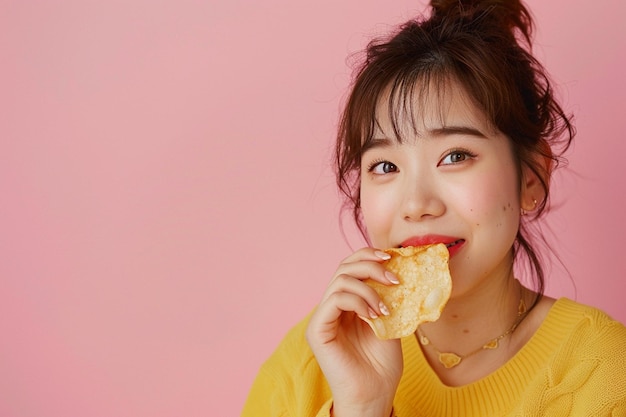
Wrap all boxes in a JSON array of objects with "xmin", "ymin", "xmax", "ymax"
[
  {"xmin": 438, "ymin": 352, "xmax": 462, "ymax": 369},
  {"xmin": 483, "ymin": 339, "xmax": 499, "ymax": 350}
]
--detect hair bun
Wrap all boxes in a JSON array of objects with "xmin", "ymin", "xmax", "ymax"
[{"xmin": 430, "ymin": 0, "xmax": 533, "ymax": 45}]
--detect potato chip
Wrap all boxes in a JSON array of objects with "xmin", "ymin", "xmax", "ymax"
[{"xmin": 362, "ymin": 244, "xmax": 452, "ymax": 340}]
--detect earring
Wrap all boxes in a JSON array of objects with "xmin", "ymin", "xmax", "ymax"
[{"xmin": 520, "ymin": 199, "xmax": 538, "ymax": 216}]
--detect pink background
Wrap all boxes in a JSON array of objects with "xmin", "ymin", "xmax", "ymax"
[{"xmin": 1, "ymin": 0, "xmax": 625, "ymax": 415}]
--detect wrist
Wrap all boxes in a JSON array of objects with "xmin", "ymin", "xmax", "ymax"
[{"xmin": 331, "ymin": 401, "xmax": 394, "ymax": 417}]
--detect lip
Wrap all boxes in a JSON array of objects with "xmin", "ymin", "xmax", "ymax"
[{"xmin": 399, "ymin": 235, "xmax": 465, "ymax": 258}]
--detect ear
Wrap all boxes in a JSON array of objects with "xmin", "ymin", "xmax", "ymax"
[
  {"xmin": 520, "ymin": 167, "xmax": 543, "ymax": 213},
  {"xmin": 520, "ymin": 141, "xmax": 552, "ymax": 213}
]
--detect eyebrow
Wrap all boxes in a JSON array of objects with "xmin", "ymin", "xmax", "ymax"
[
  {"xmin": 362, "ymin": 137, "xmax": 393, "ymax": 153},
  {"xmin": 363, "ymin": 125, "xmax": 488, "ymax": 153},
  {"xmin": 428, "ymin": 125, "xmax": 488, "ymax": 138}
]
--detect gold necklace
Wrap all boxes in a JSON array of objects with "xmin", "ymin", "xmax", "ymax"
[{"xmin": 416, "ymin": 299, "xmax": 527, "ymax": 369}]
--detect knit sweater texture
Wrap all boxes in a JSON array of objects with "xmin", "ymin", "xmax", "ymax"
[{"xmin": 241, "ymin": 298, "xmax": 626, "ymax": 416}]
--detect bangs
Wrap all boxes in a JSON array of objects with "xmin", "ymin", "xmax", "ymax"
[{"xmin": 367, "ymin": 69, "xmax": 465, "ymax": 146}]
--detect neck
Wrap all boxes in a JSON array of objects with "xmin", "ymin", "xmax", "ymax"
[{"xmin": 420, "ymin": 275, "xmax": 526, "ymax": 352}]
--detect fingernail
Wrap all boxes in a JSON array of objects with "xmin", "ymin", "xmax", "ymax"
[
  {"xmin": 385, "ymin": 271, "xmax": 400, "ymax": 284},
  {"xmin": 375, "ymin": 251, "xmax": 391, "ymax": 260},
  {"xmin": 368, "ymin": 308, "xmax": 379, "ymax": 319},
  {"xmin": 379, "ymin": 302, "xmax": 390, "ymax": 316}
]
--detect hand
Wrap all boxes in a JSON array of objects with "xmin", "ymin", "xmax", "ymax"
[{"xmin": 306, "ymin": 247, "xmax": 403, "ymax": 417}]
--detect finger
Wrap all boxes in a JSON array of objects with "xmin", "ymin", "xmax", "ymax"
[
  {"xmin": 332, "ymin": 259, "xmax": 399, "ymax": 286},
  {"xmin": 308, "ymin": 291, "xmax": 380, "ymax": 345},
  {"xmin": 337, "ymin": 247, "xmax": 399, "ymax": 285},
  {"xmin": 339, "ymin": 246, "xmax": 393, "ymax": 265},
  {"xmin": 322, "ymin": 274, "xmax": 390, "ymax": 316}
]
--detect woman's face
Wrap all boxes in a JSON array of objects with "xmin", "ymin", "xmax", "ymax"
[{"xmin": 359, "ymin": 82, "xmax": 524, "ymax": 298}]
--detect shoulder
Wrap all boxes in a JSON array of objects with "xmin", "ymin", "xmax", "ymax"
[
  {"xmin": 522, "ymin": 296, "xmax": 626, "ymax": 352},
  {"xmin": 543, "ymin": 298, "xmax": 626, "ymax": 356},
  {"xmin": 261, "ymin": 313, "xmax": 317, "ymax": 373},
  {"xmin": 257, "ymin": 311, "xmax": 329, "ymax": 390},
  {"xmin": 531, "ymin": 299, "xmax": 626, "ymax": 414},
  {"xmin": 242, "ymin": 312, "xmax": 333, "ymax": 416},
  {"xmin": 551, "ymin": 298, "xmax": 626, "ymax": 341},
  {"xmin": 547, "ymin": 298, "xmax": 625, "ymax": 377}
]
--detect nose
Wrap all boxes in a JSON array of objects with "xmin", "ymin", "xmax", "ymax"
[{"xmin": 401, "ymin": 174, "xmax": 445, "ymax": 221}]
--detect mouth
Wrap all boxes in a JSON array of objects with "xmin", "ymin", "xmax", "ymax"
[
  {"xmin": 398, "ymin": 237, "xmax": 465, "ymax": 258},
  {"xmin": 445, "ymin": 239, "xmax": 465, "ymax": 248},
  {"xmin": 398, "ymin": 236, "xmax": 465, "ymax": 248}
]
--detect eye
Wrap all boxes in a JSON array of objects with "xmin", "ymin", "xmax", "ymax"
[
  {"xmin": 439, "ymin": 149, "xmax": 477, "ymax": 166},
  {"xmin": 368, "ymin": 160, "xmax": 398, "ymax": 175}
]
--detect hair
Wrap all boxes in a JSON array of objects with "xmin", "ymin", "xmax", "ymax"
[{"xmin": 334, "ymin": 0, "xmax": 575, "ymax": 302}]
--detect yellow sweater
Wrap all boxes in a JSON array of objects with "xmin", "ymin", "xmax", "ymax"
[{"xmin": 241, "ymin": 298, "xmax": 626, "ymax": 416}]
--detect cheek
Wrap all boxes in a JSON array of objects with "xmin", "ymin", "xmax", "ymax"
[
  {"xmin": 468, "ymin": 186, "xmax": 518, "ymax": 216},
  {"xmin": 463, "ymin": 171, "xmax": 520, "ymax": 231},
  {"xmin": 360, "ymin": 186, "xmax": 397, "ymax": 244}
]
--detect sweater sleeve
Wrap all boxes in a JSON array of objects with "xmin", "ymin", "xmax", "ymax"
[
  {"xmin": 531, "ymin": 308, "xmax": 626, "ymax": 416},
  {"xmin": 240, "ymin": 361, "xmax": 334, "ymax": 417},
  {"xmin": 241, "ymin": 315, "xmax": 335, "ymax": 417},
  {"xmin": 240, "ymin": 364, "xmax": 285, "ymax": 417}
]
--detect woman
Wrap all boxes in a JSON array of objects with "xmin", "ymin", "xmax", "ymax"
[{"xmin": 242, "ymin": 1, "xmax": 626, "ymax": 415}]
